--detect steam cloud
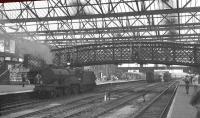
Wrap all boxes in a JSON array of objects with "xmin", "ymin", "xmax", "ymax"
[
  {"xmin": 15, "ymin": 39, "xmax": 54, "ymax": 64},
  {"xmin": 161, "ymin": 0, "xmax": 178, "ymax": 41},
  {"xmin": 70, "ymin": 0, "xmax": 92, "ymax": 16}
]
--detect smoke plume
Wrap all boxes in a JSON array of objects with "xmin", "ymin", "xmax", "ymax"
[
  {"xmin": 15, "ymin": 39, "xmax": 54, "ymax": 64},
  {"xmin": 161, "ymin": 0, "xmax": 178, "ymax": 41}
]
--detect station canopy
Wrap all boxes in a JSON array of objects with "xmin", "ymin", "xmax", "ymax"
[{"xmin": 0, "ymin": 0, "xmax": 200, "ymax": 49}]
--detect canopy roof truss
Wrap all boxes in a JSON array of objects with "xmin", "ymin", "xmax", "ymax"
[{"xmin": 0, "ymin": 0, "xmax": 200, "ymax": 48}]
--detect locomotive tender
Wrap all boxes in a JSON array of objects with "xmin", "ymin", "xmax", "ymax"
[{"xmin": 23, "ymin": 54, "xmax": 96, "ymax": 98}]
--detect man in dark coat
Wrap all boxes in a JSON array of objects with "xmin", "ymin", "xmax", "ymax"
[
  {"xmin": 184, "ymin": 76, "xmax": 190, "ymax": 94},
  {"xmin": 35, "ymin": 72, "xmax": 42, "ymax": 84},
  {"xmin": 22, "ymin": 73, "xmax": 26, "ymax": 87},
  {"xmin": 190, "ymin": 90, "xmax": 200, "ymax": 118}
]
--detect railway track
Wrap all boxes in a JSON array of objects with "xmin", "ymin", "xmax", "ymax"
[
  {"xmin": 133, "ymin": 82, "xmax": 178, "ymax": 118},
  {"xmin": 0, "ymin": 80, "xmax": 146, "ymax": 116},
  {"xmin": 1, "ymin": 81, "xmax": 176, "ymax": 118},
  {"xmin": 68, "ymin": 82, "xmax": 174, "ymax": 118},
  {"xmin": 65, "ymin": 92, "xmax": 145, "ymax": 118},
  {"xmin": 15, "ymin": 94, "xmax": 103, "ymax": 118},
  {"xmin": 14, "ymin": 82, "xmax": 150, "ymax": 118},
  {"xmin": 0, "ymin": 99, "xmax": 42, "ymax": 115},
  {"xmin": 0, "ymin": 91, "xmax": 37, "ymax": 115},
  {"xmin": 26, "ymin": 82, "xmax": 168, "ymax": 118}
]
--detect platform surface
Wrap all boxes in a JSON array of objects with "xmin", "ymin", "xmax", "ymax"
[
  {"xmin": 0, "ymin": 85, "xmax": 34, "ymax": 95},
  {"xmin": 0, "ymin": 80, "xmax": 142, "ymax": 94},
  {"xmin": 96, "ymin": 79, "xmax": 145, "ymax": 85},
  {"xmin": 167, "ymin": 83, "xmax": 199, "ymax": 118}
]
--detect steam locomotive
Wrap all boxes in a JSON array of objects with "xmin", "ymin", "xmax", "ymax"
[
  {"xmin": 23, "ymin": 54, "xmax": 96, "ymax": 98},
  {"xmin": 34, "ymin": 66, "xmax": 96, "ymax": 98}
]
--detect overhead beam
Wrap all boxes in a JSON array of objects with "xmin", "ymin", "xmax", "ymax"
[
  {"xmin": 119, "ymin": 66, "xmax": 188, "ymax": 70},
  {"xmin": 7, "ymin": 23, "xmax": 200, "ymax": 36},
  {"xmin": 0, "ymin": 0, "xmax": 45, "ymax": 3},
  {"xmin": 42, "ymin": 34, "xmax": 200, "ymax": 42},
  {"xmin": 1, "ymin": 7, "xmax": 200, "ymax": 23}
]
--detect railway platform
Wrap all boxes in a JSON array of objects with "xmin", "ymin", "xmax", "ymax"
[
  {"xmin": 167, "ymin": 82, "xmax": 199, "ymax": 118},
  {"xmin": 96, "ymin": 79, "xmax": 145, "ymax": 85},
  {"xmin": 0, "ymin": 85, "xmax": 34, "ymax": 95}
]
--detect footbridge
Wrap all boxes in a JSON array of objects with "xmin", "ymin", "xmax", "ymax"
[{"xmin": 52, "ymin": 41, "xmax": 200, "ymax": 67}]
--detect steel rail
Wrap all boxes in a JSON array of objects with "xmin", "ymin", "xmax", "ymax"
[{"xmin": 133, "ymin": 81, "xmax": 178, "ymax": 118}]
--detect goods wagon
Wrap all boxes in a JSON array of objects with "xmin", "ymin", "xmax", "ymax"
[
  {"xmin": 146, "ymin": 71, "xmax": 154, "ymax": 83},
  {"xmin": 146, "ymin": 71, "xmax": 172, "ymax": 83},
  {"xmin": 163, "ymin": 71, "xmax": 172, "ymax": 82}
]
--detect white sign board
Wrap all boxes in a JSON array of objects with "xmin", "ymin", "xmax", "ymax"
[{"xmin": 0, "ymin": 40, "xmax": 4, "ymax": 52}]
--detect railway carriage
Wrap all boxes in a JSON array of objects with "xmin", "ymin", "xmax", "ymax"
[{"xmin": 121, "ymin": 72, "xmax": 145, "ymax": 80}]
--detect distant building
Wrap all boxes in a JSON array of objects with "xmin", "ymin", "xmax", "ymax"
[{"xmin": 84, "ymin": 64, "xmax": 121, "ymax": 81}]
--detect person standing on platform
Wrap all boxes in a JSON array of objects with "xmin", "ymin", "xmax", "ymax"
[
  {"xmin": 21, "ymin": 73, "xmax": 26, "ymax": 87},
  {"xmin": 193, "ymin": 74, "xmax": 199, "ymax": 93},
  {"xmin": 190, "ymin": 75, "xmax": 193, "ymax": 85},
  {"xmin": 184, "ymin": 75, "xmax": 190, "ymax": 94},
  {"xmin": 35, "ymin": 72, "xmax": 42, "ymax": 85},
  {"xmin": 190, "ymin": 90, "xmax": 200, "ymax": 118}
]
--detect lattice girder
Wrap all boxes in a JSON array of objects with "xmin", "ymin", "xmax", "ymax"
[
  {"xmin": 1, "ymin": 0, "xmax": 200, "ymax": 47},
  {"xmin": 52, "ymin": 41, "xmax": 200, "ymax": 67}
]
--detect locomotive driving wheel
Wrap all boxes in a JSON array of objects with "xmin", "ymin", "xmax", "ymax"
[
  {"xmin": 50, "ymin": 90, "xmax": 57, "ymax": 98},
  {"xmin": 71, "ymin": 84, "xmax": 80, "ymax": 94},
  {"xmin": 64, "ymin": 87, "xmax": 71, "ymax": 96}
]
